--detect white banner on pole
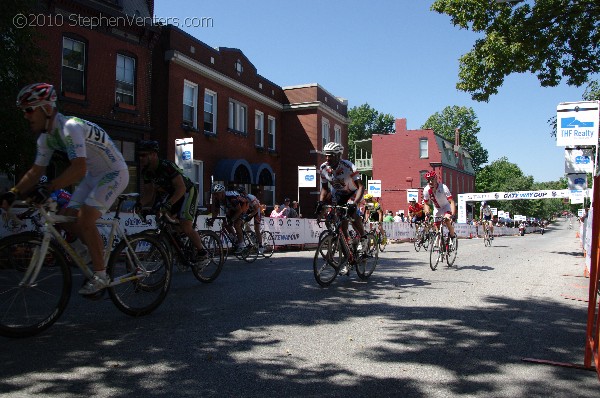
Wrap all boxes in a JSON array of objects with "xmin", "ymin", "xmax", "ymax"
[
  {"xmin": 367, "ymin": 180, "xmax": 382, "ymax": 197},
  {"xmin": 565, "ymin": 147, "xmax": 594, "ymax": 173},
  {"xmin": 567, "ymin": 174, "xmax": 588, "ymax": 190},
  {"xmin": 298, "ymin": 166, "xmax": 316, "ymax": 188},
  {"xmin": 556, "ymin": 101, "xmax": 599, "ymax": 146},
  {"xmin": 407, "ymin": 189, "xmax": 419, "ymax": 202},
  {"xmin": 175, "ymin": 138, "xmax": 193, "ymax": 179}
]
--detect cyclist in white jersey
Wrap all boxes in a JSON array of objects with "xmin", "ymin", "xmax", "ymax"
[
  {"xmin": 479, "ymin": 201, "xmax": 494, "ymax": 239},
  {"xmin": 422, "ymin": 170, "xmax": 457, "ymax": 239},
  {"xmin": 1, "ymin": 83, "xmax": 129, "ymax": 297},
  {"xmin": 316, "ymin": 142, "xmax": 367, "ymax": 275}
]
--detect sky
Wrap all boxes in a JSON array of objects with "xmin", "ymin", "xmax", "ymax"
[{"xmin": 153, "ymin": 0, "xmax": 593, "ymax": 183}]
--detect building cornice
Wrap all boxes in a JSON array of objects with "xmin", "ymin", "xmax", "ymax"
[
  {"xmin": 283, "ymin": 101, "xmax": 349, "ymax": 124},
  {"xmin": 166, "ymin": 50, "xmax": 284, "ymax": 111}
]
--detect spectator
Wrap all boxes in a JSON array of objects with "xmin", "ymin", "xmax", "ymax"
[
  {"xmin": 286, "ymin": 202, "xmax": 298, "ymax": 218},
  {"xmin": 400, "ymin": 212, "xmax": 405, "ymax": 223},
  {"xmin": 280, "ymin": 197, "xmax": 291, "ymax": 216},
  {"xmin": 270, "ymin": 204, "xmax": 284, "ymax": 218},
  {"xmin": 290, "ymin": 200, "xmax": 301, "ymax": 218},
  {"xmin": 393, "ymin": 211, "xmax": 402, "ymax": 222},
  {"xmin": 383, "ymin": 210, "xmax": 395, "ymax": 223}
]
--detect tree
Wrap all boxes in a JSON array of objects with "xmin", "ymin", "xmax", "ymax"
[
  {"xmin": 0, "ymin": 0, "xmax": 46, "ymax": 178},
  {"xmin": 422, "ymin": 105, "xmax": 489, "ymax": 172},
  {"xmin": 431, "ymin": 0, "xmax": 600, "ymax": 102},
  {"xmin": 347, "ymin": 103, "xmax": 395, "ymax": 162},
  {"xmin": 475, "ymin": 156, "xmax": 534, "ymax": 218}
]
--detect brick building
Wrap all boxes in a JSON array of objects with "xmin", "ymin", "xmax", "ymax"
[
  {"xmin": 360, "ymin": 118, "xmax": 475, "ymax": 217},
  {"xmin": 152, "ymin": 25, "xmax": 348, "ymax": 210},
  {"xmin": 32, "ymin": 0, "xmax": 159, "ymax": 192}
]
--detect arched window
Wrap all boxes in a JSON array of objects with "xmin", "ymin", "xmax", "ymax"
[
  {"xmin": 258, "ymin": 168, "xmax": 273, "ymax": 186},
  {"xmin": 234, "ymin": 165, "xmax": 251, "ymax": 184}
]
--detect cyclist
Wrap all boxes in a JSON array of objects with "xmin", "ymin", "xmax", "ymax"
[
  {"xmin": 363, "ymin": 193, "xmax": 384, "ymax": 236},
  {"xmin": 207, "ymin": 184, "xmax": 248, "ymax": 253},
  {"xmin": 137, "ymin": 140, "xmax": 206, "ymax": 261},
  {"xmin": 422, "ymin": 170, "xmax": 457, "ymax": 243},
  {"xmin": 0, "ymin": 83, "xmax": 129, "ymax": 296},
  {"xmin": 479, "ymin": 201, "xmax": 494, "ymax": 240},
  {"xmin": 237, "ymin": 186, "xmax": 264, "ymax": 254},
  {"xmin": 408, "ymin": 197, "xmax": 426, "ymax": 241},
  {"xmin": 316, "ymin": 142, "xmax": 367, "ymax": 275}
]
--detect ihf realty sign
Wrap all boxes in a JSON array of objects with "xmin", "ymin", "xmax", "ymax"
[{"xmin": 556, "ymin": 101, "xmax": 599, "ymax": 146}]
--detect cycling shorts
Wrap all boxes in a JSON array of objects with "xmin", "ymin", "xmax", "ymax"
[
  {"xmin": 67, "ymin": 169, "xmax": 129, "ymax": 214},
  {"xmin": 171, "ymin": 185, "xmax": 199, "ymax": 222}
]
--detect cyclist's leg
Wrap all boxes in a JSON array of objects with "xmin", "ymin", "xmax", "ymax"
[{"xmin": 175, "ymin": 188, "xmax": 204, "ymax": 254}]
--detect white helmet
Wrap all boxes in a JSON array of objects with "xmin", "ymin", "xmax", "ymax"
[
  {"xmin": 212, "ymin": 183, "xmax": 225, "ymax": 193},
  {"xmin": 323, "ymin": 142, "xmax": 344, "ymax": 155}
]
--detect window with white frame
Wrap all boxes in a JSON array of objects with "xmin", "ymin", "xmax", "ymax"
[
  {"xmin": 268, "ymin": 116, "xmax": 276, "ymax": 150},
  {"xmin": 228, "ymin": 99, "xmax": 247, "ymax": 133},
  {"xmin": 62, "ymin": 37, "xmax": 86, "ymax": 95},
  {"xmin": 419, "ymin": 138, "xmax": 428, "ymax": 158},
  {"xmin": 183, "ymin": 81, "xmax": 198, "ymax": 128},
  {"xmin": 115, "ymin": 54, "xmax": 135, "ymax": 105},
  {"xmin": 322, "ymin": 118, "xmax": 330, "ymax": 149},
  {"xmin": 204, "ymin": 89, "xmax": 216, "ymax": 134},
  {"xmin": 334, "ymin": 124, "xmax": 342, "ymax": 144},
  {"xmin": 255, "ymin": 111, "xmax": 264, "ymax": 147}
]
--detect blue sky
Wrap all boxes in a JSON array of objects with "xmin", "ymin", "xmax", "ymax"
[{"xmin": 154, "ymin": 0, "xmax": 592, "ymax": 183}]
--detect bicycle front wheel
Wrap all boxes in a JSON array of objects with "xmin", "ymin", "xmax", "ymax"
[
  {"xmin": 240, "ymin": 231, "xmax": 259, "ymax": 263},
  {"xmin": 413, "ymin": 230, "xmax": 422, "ymax": 252},
  {"xmin": 313, "ymin": 232, "xmax": 341, "ymax": 287},
  {"xmin": 261, "ymin": 230, "xmax": 275, "ymax": 258},
  {"xmin": 107, "ymin": 232, "xmax": 172, "ymax": 317},
  {"xmin": 429, "ymin": 233, "xmax": 442, "ymax": 271},
  {"xmin": 0, "ymin": 233, "xmax": 72, "ymax": 338},
  {"xmin": 191, "ymin": 230, "xmax": 224, "ymax": 283},
  {"xmin": 356, "ymin": 232, "xmax": 378, "ymax": 280}
]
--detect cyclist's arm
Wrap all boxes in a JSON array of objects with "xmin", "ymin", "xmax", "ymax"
[
  {"xmin": 49, "ymin": 157, "xmax": 86, "ymax": 191},
  {"xmin": 168, "ymin": 174, "xmax": 187, "ymax": 206},
  {"xmin": 352, "ymin": 179, "xmax": 365, "ymax": 204},
  {"xmin": 318, "ymin": 182, "xmax": 329, "ymax": 202},
  {"xmin": 449, "ymin": 198, "xmax": 456, "ymax": 217},
  {"xmin": 13, "ymin": 164, "xmax": 46, "ymax": 197}
]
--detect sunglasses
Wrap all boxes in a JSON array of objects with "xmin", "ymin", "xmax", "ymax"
[{"xmin": 22, "ymin": 106, "xmax": 38, "ymax": 114}]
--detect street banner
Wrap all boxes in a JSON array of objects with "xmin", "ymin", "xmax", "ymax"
[
  {"xmin": 298, "ymin": 166, "xmax": 317, "ymax": 188},
  {"xmin": 556, "ymin": 101, "xmax": 599, "ymax": 146},
  {"xmin": 407, "ymin": 189, "xmax": 419, "ymax": 202},
  {"xmin": 565, "ymin": 147, "xmax": 594, "ymax": 173},
  {"xmin": 570, "ymin": 189, "xmax": 585, "ymax": 204},
  {"xmin": 367, "ymin": 180, "xmax": 382, "ymax": 197},
  {"xmin": 568, "ymin": 174, "xmax": 588, "ymax": 190},
  {"xmin": 175, "ymin": 138, "xmax": 193, "ymax": 179}
]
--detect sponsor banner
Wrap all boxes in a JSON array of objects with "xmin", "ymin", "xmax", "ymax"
[
  {"xmin": 565, "ymin": 148, "xmax": 594, "ymax": 173},
  {"xmin": 568, "ymin": 173, "xmax": 588, "ymax": 190},
  {"xmin": 367, "ymin": 180, "xmax": 382, "ymax": 197},
  {"xmin": 556, "ymin": 101, "xmax": 599, "ymax": 147},
  {"xmin": 175, "ymin": 138, "xmax": 194, "ymax": 179},
  {"xmin": 298, "ymin": 166, "xmax": 317, "ymax": 188},
  {"xmin": 407, "ymin": 189, "xmax": 419, "ymax": 203}
]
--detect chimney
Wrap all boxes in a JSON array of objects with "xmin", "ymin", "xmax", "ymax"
[
  {"xmin": 455, "ymin": 128, "xmax": 460, "ymax": 147},
  {"xmin": 395, "ymin": 118, "xmax": 407, "ymax": 134}
]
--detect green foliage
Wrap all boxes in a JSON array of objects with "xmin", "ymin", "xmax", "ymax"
[
  {"xmin": 431, "ymin": 0, "xmax": 600, "ymax": 102},
  {"xmin": 421, "ymin": 105, "xmax": 489, "ymax": 172},
  {"xmin": 0, "ymin": 0, "xmax": 46, "ymax": 178},
  {"xmin": 347, "ymin": 103, "xmax": 395, "ymax": 162}
]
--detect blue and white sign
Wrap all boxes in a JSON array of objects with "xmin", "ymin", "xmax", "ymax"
[
  {"xmin": 556, "ymin": 101, "xmax": 599, "ymax": 146},
  {"xmin": 175, "ymin": 138, "xmax": 194, "ymax": 178},
  {"xmin": 367, "ymin": 180, "xmax": 382, "ymax": 198},
  {"xmin": 407, "ymin": 189, "xmax": 419, "ymax": 203},
  {"xmin": 565, "ymin": 147, "xmax": 594, "ymax": 173},
  {"xmin": 298, "ymin": 166, "xmax": 317, "ymax": 188},
  {"xmin": 568, "ymin": 174, "xmax": 587, "ymax": 190}
]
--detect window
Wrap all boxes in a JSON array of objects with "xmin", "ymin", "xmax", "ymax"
[
  {"xmin": 183, "ymin": 81, "xmax": 198, "ymax": 128},
  {"xmin": 268, "ymin": 116, "xmax": 276, "ymax": 150},
  {"xmin": 255, "ymin": 111, "xmax": 264, "ymax": 147},
  {"xmin": 204, "ymin": 90, "xmax": 217, "ymax": 134},
  {"xmin": 228, "ymin": 99, "xmax": 247, "ymax": 133},
  {"xmin": 334, "ymin": 125, "xmax": 342, "ymax": 144},
  {"xmin": 115, "ymin": 54, "xmax": 135, "ymax": 105},
  {"xmin": 420, "ymin": 170, "xmax": 428, "ymax": 188},
  {"xmin": 322, "ymin": 118, "xmax": 330, "ymax": 149},
  {"xmin": 62, "ymin": 37, "xmax": 86, "ymax": 95},
  {"xmin": 419, "ymin": 138, "xmax": 428, "ymax": 158}
]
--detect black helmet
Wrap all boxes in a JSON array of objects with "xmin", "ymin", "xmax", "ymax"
[{"xmin": 138, "ymin": 140, "xmax": 159, "ymax": 153}]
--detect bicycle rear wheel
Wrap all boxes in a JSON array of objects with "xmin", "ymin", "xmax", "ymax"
[
  {"xmin": 240, "ymin": 231, "xmax": 259, "ymax": 263},
  {"xmin": 0, "ymin": 233, "xmax": 71, "ymax": 338},
  {"xmin": 413, "ymin": 230, "xmax": 422, "ymax": 252},
  {"xmin": 356, "ymin": 231, "xmax": 378, "ymax": 280},
  {"xmin": 107, "ymin": 232, "xmax": 171, "ymax": 317},
  {"xmin": 429, "ymin": 233, "xmax": 442, "ymax": 271},
  {"xmin": 447, "ymin": 235, "xmax": 458, "ymax": 267},
  {"xmin": 313, "ymin": 232, "xmax": 341, "ymax": 287},
  {"xmin": 378, "ymin": 230, "xmax": 387, "ymax": 252},
  {"xmin": 191, "ymin": 230, "xmax": 224, "ymax": 283},
  {"xmin": 261, "ymin": 230, "xmax": 275, "ymax": 258}
]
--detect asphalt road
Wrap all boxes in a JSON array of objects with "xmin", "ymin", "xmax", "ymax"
[{"xmin": 1, "ymin": 219, "xmax": 598, "ymax": 397}]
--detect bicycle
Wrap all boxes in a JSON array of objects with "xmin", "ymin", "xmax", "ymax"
[
  {"xmin": 146, "ymin": 207, "xmax": 224, "ymax": 283},
  {"xmin": 213, "ymin": 216, "xmax": 258, "ymax": 263},
  {"xmin": 313, "ymin": 204, "xmax": 378, "ymax": 287},
  {"xmin": 371, "ymin": 222, "xmax": 388, "ymax": 252},
  {"xmin": 0, "ymin": 194, "xmax": 172, "ymax": 338},
  {"xmin": 413, "ymin": 220, "xmax": 432, "ymax": 252},
  {"xmin": 483, "ymin": 221, "xmax": 492, "ymax": 247},
  {"xmin": 429, "ymin": 215, "xmax": 458, "ymax": 270}
]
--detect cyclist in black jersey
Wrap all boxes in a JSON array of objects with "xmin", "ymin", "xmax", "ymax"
[{"xmin": 137, "ymin": 140, "xmax": 205, "ymax": 256}]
